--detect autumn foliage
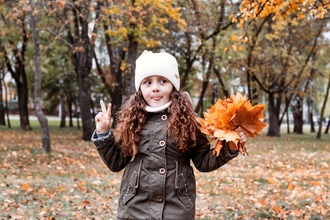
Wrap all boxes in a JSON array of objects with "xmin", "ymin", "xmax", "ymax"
[{"xmin": 196, "ymin": 92, "xmax": 267, "ymax": 156}]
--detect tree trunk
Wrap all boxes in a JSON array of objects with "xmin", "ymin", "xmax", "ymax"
[
  {"xmin": 30, "ymin": 0, "xmax": 51, "ymax": 153},
  {"xmin": 325, "ymin": 119, "xmax": 330, "ymax": 134},
  {"xmin": 195, "ymin": 38, "xmax": 216, "ymax": 114},
  {"xmin": 293, "ymin": 112, "xmax": 303, "ymax": 134},
  {"xmin": 213, "ymin": 67, "xmax": 229, "ymax": 98},
  {"xmin": 195, "ymin": 80, "xmax": 210, "ymax": 114},
  {"xmin": 180, "ymin": 61, "xmax": 194, "ymax": 90},
  {"xmin": 77, "ymin": 62, "xmax": 94, "ymax": 139},
  {"xmin": 267, "ymin": 93, "xmax": 280, "ymax": 137},
  {"xmin": 286, "ymin": 110, "xmax": 290, "ymax": 134},
  {"xmin": 67, "ymin": 96, "xmax": 73, "ymax": 127},
  {"xmin": 3, "ymin": 76, "xmax": 11, "ymax": 128},
  {"xmin": 317, "ymin": 74, "xmax": 330, "ymax": 139},
  {"xmin": 291, "ymin": 95, "xmax": 303, "ymax": 134},
  {"xmin": 195, "ymin": 64, "xmax": 211, "ymax": 114},
  {"xmin": 90, "ymin": 98, "xmax": 95, "ymax": 125},
  {"xmin": 17, "ymin": 81, "xmax": 32, "ymax": 130},
  {"xmin": 65, "ymin": 82, "xmax": 74, "ymax": 127},
  {"xmin": 1, "ymin": 21, "xmax": 32, "ymax": 130},
  {"xmin": 0, "ymin": 64, "xmax": 5, "ymax": 125},
  {"xmin": 74, "ymin": 102, "xmax": 80, "ymax": 130},
  {"xmin": 211, "ymin": 81, "xmax": 218, "ymax": 105},
  {"xmin": 308, "ymin": 97, "xmax": 315, "ymax": 132},
  {"xmin": 59, "ymin": 78, "xmax": 66, "ymax": 128},
  {"xmin": 69, "ymin": 1, "xmax": 95, "ymax": 140},
  {"xmin": 64, "ymin": 0, "xmax": 96, "ymax": 139},
  {"xmin": 125, "ymin": 31, "xmax": 138, "ymax": 101},
  {"xmin": 93, "ymin": 48, "xmax": 124, "ymax": 128}
]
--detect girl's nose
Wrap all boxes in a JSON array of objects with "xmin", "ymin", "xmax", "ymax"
[{"xmin": 152, "ymin": 83, "xmax": 160, "ymax": 92}]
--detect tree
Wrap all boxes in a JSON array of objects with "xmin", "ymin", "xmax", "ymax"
[
  {"xmin": 0, "ymin": 58, "xmax": 5, "ymax": 125},
  {"xmin": 0, "ymin": 3, "xmax": 32, "ymax": 130},
  {"xmin": 29, "ymin": 0, "xmax": 50, "ymax": 153},
  {"xmin": 94, "ymin": 0, "xmax": 185, "ymax": 126},
  {"xmin": 317, "ymin": 73, "xmax": 330, "ymax": 139},
  {"xmin": 241, "ymin": 17, "xmax": 323, "ymax": 136}
]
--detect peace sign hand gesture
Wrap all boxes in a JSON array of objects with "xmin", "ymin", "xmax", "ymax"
[{"xmin": 95, "ymin": 100, "xmax": 112, "ymax": 133}]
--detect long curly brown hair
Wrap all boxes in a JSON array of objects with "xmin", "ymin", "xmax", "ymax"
[{"xmin": 114, "ymin": 90, "xmax": 198, "ymax": 157}]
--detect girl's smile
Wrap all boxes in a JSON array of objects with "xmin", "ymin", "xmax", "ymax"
[{"xmin": 140, "ymin": 76, "xmax": 173, "ymax": 108}]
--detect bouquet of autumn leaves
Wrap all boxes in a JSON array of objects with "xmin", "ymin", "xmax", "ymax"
[{"xmin": 196, "ymin": 92, "xmax": 267, "ymax": 156}]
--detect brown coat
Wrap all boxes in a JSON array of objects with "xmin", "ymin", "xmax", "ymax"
[{"xmin": 91, "ymin": 111, "xmax": 238, "ymax": 220}]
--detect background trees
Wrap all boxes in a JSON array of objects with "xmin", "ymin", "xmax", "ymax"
[{"xmin": 1, "ymin": 0, "xmax": 330, "ymax": 152}]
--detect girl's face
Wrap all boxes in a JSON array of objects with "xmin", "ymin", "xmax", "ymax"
[{"xmin": 140, "ymin": 76, "xmax": 173, "ymax": 108}]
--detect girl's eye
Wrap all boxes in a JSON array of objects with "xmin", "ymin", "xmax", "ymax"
[
  {"xmin": 160, "ymin": 79, "xmax": 167, "ymax": 83},
  {"xmin": 143, "ymin": 80, "xmax": 151, "ymax": 85}
]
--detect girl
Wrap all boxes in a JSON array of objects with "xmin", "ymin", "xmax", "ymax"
[{"xmin": 91, "ymin": 50, "xmax": 246, "ymax": 220}]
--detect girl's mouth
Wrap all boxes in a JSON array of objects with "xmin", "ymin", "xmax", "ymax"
[{"xmin": 152, "ymin": 96, "xmax": 161, "ymax": 101}]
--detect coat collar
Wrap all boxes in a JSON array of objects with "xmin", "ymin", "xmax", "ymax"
[{"xmin": 145, "ymin": 102, "xmax": 171, "ymax": 113}]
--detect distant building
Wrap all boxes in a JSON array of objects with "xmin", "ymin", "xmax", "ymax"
[{"xmin": 1, "ymin": 81, "xmax": 18, "ymax": 110}]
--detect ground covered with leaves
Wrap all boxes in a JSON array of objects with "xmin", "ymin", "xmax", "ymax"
[{"xmin": 1, "ymin": 123, "xmax": 330, "ymax": 219}]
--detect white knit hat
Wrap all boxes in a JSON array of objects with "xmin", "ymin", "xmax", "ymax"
[{"xmin": 135, "ymin": 50, "xmax": 180, "ymax": 91}]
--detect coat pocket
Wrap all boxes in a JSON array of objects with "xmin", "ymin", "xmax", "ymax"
[
  {"xmin": 176, "ymin": 173, "xmax": 193, "ymax": 209},
  {"xmin": 123, "ymin": 171, "xmax": 138, "ymax": 204}
]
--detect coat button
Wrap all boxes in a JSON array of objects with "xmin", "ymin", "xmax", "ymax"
[
  {"xmin": 159, "ymin": 168, "xmax": 166, "ymax": 175},
  {"xmin": 178, "ymin": 189, "xmax": 182, "ymax": 195},
  {"xmin": 131, "ymin": 188, "xmax": 135, "ymax": 194},
  {"xmin": 161, "ymin": 115, "xmax": 167, "ymax": 120},
  {"xmin": 157, "ymin": 196, "xmax": 163, "ymax": 202},
  {"xmin": 159, "ymin": 140, "xmax": 165, "ymax": 147}
]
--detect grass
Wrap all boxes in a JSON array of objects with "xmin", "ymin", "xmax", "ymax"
[
  {"xmin": 0, "ymin": 118, "xmax": 82, "ymax": 132},
  {"xmin": 0, "ymin": 120, "xmax": 330, "ymax": 219}
]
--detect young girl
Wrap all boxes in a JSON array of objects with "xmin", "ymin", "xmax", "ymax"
[{"xmin": 91, "ymin": 50, "xmax": 246, "ymax": 220}]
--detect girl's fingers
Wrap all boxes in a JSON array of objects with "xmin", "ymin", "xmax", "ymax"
[
  {"xmin": 107, "ymin": 103, "xmax": 112, "ymax": 118},
  {"xmin": 235, "ymin": 127, "xmax": 247, "ymax": 144},
  {"xmin": 100, "ymin": 100, "xmax": 106, "ymax": 113},
  {"xmin": 235, "ymin": 127, "xmax": 242, "ymax": 133}
]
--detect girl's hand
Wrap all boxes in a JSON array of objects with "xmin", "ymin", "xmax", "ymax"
[
  {"xmin": 235, "ymin": 127, "xmax": 247, "ymax": 145},
  {"xmin": 95, "ymin": 100, "xmax": 112, "ymax": 133},
  {"xmin": 228, "ymin": 127, "xmax": 247, "ymax": 151}
]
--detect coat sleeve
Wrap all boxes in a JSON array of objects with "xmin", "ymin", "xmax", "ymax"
[
  {"xmin": 191, "ymin": 128, "xmax": 239, "ymax": 172},
  {"xmin": 91, "ymin": 129, "xmax": 132, "ymax": 172}
]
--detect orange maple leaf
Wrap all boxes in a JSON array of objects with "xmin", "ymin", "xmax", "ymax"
[
  {"xmin": 196, "ymin": 92, "xmax": 267, "ymax": 156},
  {"xmin": 232, "ymin": 102, "xmax": 267, "ymax": 137}
]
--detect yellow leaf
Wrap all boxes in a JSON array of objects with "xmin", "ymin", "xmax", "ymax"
[
  {"xmin": 310, "ymin": 182, "xmax": 321, "ymax": 186},
  {"xmin": 268, "ymin": 177, "xmax": 276, "ymax": 184},
  {"xmin": 214, "ymin": 129, "xmax": 226, "ymax": 138},
  {"xmin": 21, "ymin": 184, "xmax": 29, "ymax": 191},
  {"xmin": 274, "ymin": 206, "xmax": 281, "ymax": 212},
  {"xmin": 232, "ymin": 102, "xmax": 267, "ymax": 137},
  {"xmin": 315, "ymin": 196, "xmax": 322, "ymax": 202},
  {"xmin": 239, "ymin": 46, "xmax": 243, "ymax": 50},
  {"xmin": 196, "ymin": 92, "xmax": 267, "ymax": 157},
  {"xmin": 212, "ymin": 141, "xmax": 223, "ymax": 156},
  {"xmin": 40, "ymin": 188, "xmax": 47, "ymax": 194},
  {"xmin": 232, "ymin": 35, "xmax": 237, "ymax": 40},
  {"xmin": 224, "ymin": 131, "xmax": 240, "ymax": 143}
]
